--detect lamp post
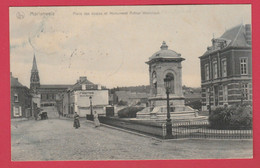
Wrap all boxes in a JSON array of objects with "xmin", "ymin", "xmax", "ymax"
[
  {"xmin": 208, "ymin": 88, "xmax": 211, "ymax": 115},
  {"xmin": 89, "ymin": 96, "xmax": 93, "ymax": 119},
  {"xmin": 164, "ymin": 75, "xmax": 173, "ymax": 139}
]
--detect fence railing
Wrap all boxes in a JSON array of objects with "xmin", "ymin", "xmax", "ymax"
[{"xmin": 162, "ymin": 121, "xmax": 252, "ymax": 139}]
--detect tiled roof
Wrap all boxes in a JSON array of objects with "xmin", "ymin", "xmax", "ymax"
[
  {"xmin": 69, "ymin": 78, "xmax": 97, "ymax": 91},
  {"xmin": 202, "ymin": 24, "xmax": 251, "ymax": 56},
  {"xmin": 220, "ymin": 24, "xmax": 249, "ymax": 47}
]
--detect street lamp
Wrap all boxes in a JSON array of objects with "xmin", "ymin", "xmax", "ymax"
[
  {"xmin": 164, "ymin": 74, "xmax": 173, "ymax": 139},
  {"xmin": 208, "ymin": 88, "xmax": 211, "ymax": 115},
  {"xmin": 89, "ymin": 96, "xmax": 93, "ymax": 117}
]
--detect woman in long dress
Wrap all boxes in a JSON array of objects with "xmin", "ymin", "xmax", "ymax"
[
  {"xmin": 93, "ymin": 111, "xmax": 100, "ymax": 127},
  {"xmin": 73, "ymin": 112, "xmax": 80, "ymax": 129}
]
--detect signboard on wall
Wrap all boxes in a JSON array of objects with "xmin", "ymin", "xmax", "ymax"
[{"xmin": 79, "ymin": 91, "xmax": 94, "ymax": 97}]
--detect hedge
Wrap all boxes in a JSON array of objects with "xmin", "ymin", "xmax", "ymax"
[
  {"xmin": 118, "ymin": 106, "xmax": 145, "ymax": 118},
  {"xmin": 209, "ymin": 104, "xmax": 252, "ymax": 130}
]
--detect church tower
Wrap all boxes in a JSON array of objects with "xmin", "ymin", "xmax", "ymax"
[{"xmin": 30, "ymin": 54, "xmax": 40, "ymax": 91}]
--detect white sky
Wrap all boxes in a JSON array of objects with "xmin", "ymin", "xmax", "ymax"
[{"xmin": 10, "ymin": 5, "xmax": 251, "ymax": 88}]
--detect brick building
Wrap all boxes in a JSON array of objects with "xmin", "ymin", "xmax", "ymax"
[
  {"xmin": 10, "ymin": 73, "xmax": 32, "ymax": 118},
  {"xmin": 199, "ymin": 24, "xmax": 252, "ymax": 111}
]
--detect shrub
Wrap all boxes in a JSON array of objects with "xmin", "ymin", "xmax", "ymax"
[
  {"xmin": 186, "ymin": 100, "xmax": 202, "ymax": 110},
  {"xmin": 118, "ymin": 106, "xmax": 145, "ymax": 118},
  {"xmin": 117, "ymin": 100, "xmax": 128, "ymax": 106},
  {"xmin": 209, "ymin": 104, "xmax": 252, "ymax": 130}
]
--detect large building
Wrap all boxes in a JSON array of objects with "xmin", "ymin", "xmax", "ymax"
[
  {"xmin": 199, "ymin": 24, "xmax": 252, "ymax": 111},
  {"xmin": 10, "ymin": 73, "xmax": 32, "ymax": 118}
]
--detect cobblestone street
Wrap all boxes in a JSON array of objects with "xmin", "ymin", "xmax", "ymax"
[{"xmin": 11, "ymin": 114, "xmax": 253, "ymax": 161}]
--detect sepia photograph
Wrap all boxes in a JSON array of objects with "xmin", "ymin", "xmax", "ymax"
[{"xmin": 10, "ymin": 5, "xmax": 252, "ymax": 161}]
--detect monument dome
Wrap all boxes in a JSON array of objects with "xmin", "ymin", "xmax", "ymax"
[{"xmin": 148, "ymin": 41, "xmax": 184, "ymax": 63}]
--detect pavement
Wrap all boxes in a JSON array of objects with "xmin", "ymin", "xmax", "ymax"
[{"xmin": 11, "ymin": 106, "xmax": 253, "ymax": 161}]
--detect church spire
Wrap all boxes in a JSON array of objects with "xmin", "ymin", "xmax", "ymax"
[
  {"xmin": 31, "ymin": 54, "xmax": 38, "ymax": 72},
  {"xmin": 30, "ymin": 54, "xmax": 40, "ymax": 91}
]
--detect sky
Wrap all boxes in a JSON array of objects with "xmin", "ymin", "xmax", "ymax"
[{"xmin": 10, "ymin": 5, "xmax": 251, "ymax": 88}]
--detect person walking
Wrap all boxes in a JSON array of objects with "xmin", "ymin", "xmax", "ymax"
[
  {"xmin": 93, "ymin": 111, "xmax": 100, "ymax": 127},
  {"xmin": 73, "ymin": 112, "xmax": 80, "ymax": 129}
]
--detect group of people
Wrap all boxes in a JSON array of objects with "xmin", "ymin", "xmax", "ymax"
[{"xmin": 73, "ymin": 111, "xmax": 100, "ymax": 129}]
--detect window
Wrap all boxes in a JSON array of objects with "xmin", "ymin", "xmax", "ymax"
[
  {"xmin": 213, "ymin": 62, "xmax": 218, "ymax": 79},
  {"xmin": 14, "ymin": 93, "xmax": 19, "ymax": 102},
  {"xmin": 240, "ymin": 58, "xmax": 248, "ymax": 75},
  {"xmin": 223, "ymin": 85, "xmax": 228, "ymax": 103},
  {"xmin": 221, "ymin": 59, "xmax": 227, "ymax": 77},
  {"xmin": 241, "ymin": 83, "xmax": 249, "ymax": 100},
  {"xmin": 205, "ymin": 64, "xmax": 209, "ymax": 80}
]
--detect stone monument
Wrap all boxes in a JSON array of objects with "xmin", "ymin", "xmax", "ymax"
[{"xmin": 137, "ymin": 41, "xmax": 197, "ymax": 120}]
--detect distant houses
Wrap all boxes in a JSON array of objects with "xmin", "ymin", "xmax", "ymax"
[
  {"xmin": 10, "ymin": 73, "xmax": 32, "ymax": 118},
  {"xmin": 199, "ymin": 24, "xmax": 252, "ymax": 111},
  {"xmin": 112, "ymin": 91, "xmax": 149, "ymax": 107}
]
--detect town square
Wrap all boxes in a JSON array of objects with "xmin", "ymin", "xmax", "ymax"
[{"xmin": 10, "ymin": 5, "xmax": 252, "ymax": 161}]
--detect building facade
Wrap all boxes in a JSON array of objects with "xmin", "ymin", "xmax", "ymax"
[
  {"xmin": 11, "ymin": 73, "xmax": 32, "ymax": 118},
  {"xmin": 199, "ymin": 24, "xmax": 252, "ymax": 111},
  {"xmin": 61, "ymin": 76, "xmax": 109, "ymax": 117}
]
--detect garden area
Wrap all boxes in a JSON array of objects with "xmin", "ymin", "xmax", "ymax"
[{"xmin": 98, "ymin": 103, "xmax": 253, "ymax": 139}]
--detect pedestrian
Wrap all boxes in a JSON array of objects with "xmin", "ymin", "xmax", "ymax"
[
  {"xmin": 93, "ymin": 111, "xmax": 100, "ymax": 127},
  {"xmin": 73, "ymin": 112, "xmax": 80, "ymax": 129}
]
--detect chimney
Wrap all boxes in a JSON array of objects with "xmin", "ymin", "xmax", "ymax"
[
  {"xmin": 245, "ymin": 24, "xmax": 251, "ymax": 45},
  {"xmin": 79, "ymin": 76, "xmax": 87, "ymax": 82}
]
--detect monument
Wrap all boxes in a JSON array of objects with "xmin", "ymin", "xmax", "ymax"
[{"xmin": 137, "ymin": 41, "xmax": 198, "ymax": 120}]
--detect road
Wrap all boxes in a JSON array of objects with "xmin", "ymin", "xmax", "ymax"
[{"xmin": 11, "ymin": 107, "xmax": 253, "ymax": 161}]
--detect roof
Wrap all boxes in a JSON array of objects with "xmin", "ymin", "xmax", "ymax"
[
  {"xmin": 202, "ymin": 24, "xmax": 251, "ymax": 56},
  {"xmin": 147, "ymin": 41, "xmax": 184, "ymax": 64},
  {"xmin": 68, "ymin": 77, "xmax": 98, "ymax": 91},
  {"xmin": 115, "ymin": 91, "xmax": 149, "ymax": 100},
  {"xmin": 10, "ymin": 74, "xmax": 26, "ymax": 88},
  {"xmin": 40, "ymin": 84, "xmax": 72, "ymax": 89}
]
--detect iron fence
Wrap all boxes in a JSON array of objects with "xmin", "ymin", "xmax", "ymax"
[{"xmin": 162, "ymin": 121, "xmax": 252, "ymax": 139}]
